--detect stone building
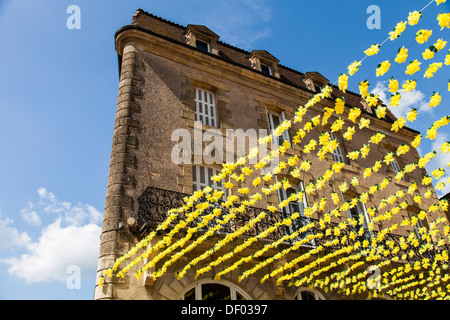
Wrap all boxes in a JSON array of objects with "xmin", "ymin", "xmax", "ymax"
[{"xmin": 94, "ymin": 9, "xmax": 449, "ymax": 300}]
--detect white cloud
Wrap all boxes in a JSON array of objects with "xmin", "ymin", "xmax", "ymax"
[
  {"xmin": 21, "ymin": 209, "xmax": 41, "ymax": 227},
  {"xmin": 36, "ymin": 187, "xmax": 101, "ymax": 226},
  {"xmin": 371, "ymin": 81, "xmax": 430, "ymax": 119},
  {"xmin": 1, "ymin": 188, "xmax": 102, "ymax": 284},
  {"xmin": 0, "ymin": 217, "xmax": 31, "ymax": 251},
  {"xmin": 2, "ymin": 219, "xmax": 101, "ymax": 284}
]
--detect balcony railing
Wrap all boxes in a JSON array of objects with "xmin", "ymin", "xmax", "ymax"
[{"xmin": 134, "ymin": 186, "xmax": 449, "ymax": 266}]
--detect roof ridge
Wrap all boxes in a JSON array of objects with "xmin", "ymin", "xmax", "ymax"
[{"xmin": 133, "ymin": 8, "xmax": 186, "ymax": 30}]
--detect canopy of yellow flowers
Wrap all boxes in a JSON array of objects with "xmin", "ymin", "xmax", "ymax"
[{"xmin": 101, "ymin": 0, "xmax": 450, "ymax": 300}]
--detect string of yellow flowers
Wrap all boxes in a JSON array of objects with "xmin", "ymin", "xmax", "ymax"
[
  {"xmin": 323, "ymin": 216, "xmax": 450, "ymax": 299},
  {"xmin": 103, "ymin": 0, "xmax": 450, "ymax": 290},
  {"xmin": 192, "ymin": 118, "xmax": 446, "ymax": 284},
  {"xmin": 206, "ymin": 136, "xmax": 434, "ymax": 283},
  {"xmin": 107, "ymin": 17, "xmax": 438, "ymax": 280},
  {"xmin": 272, "ymin": 200, "xmax": 448, "ymax": 293}
]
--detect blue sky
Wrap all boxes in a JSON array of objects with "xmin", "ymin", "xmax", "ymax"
[{"xmin": 0, "ymin": 0, "xmax": 448, "ymax": 300}]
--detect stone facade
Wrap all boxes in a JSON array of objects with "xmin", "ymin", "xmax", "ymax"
[{"xmin": 94, "ymin": 10, "xmax": 448, "ymax": 300}]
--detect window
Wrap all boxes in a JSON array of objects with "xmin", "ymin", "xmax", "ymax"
[
  {"xmin": 181, "ymin": 280, "xmax": 250, "ymax": 300},
  {"xmin": 195, "ymin": 88, "xmax": 217, "ymax": 127},
  {"xmin": 341, "ymin": 192, "xmax": 372, "ymax": 241},
  {"xmin": 407, "ymin": 211, "xmax": 426, "ymax": 240},
  {"xmin": 192, "ymin": 165, "xmax": 224, "ymax": 194},
  {"xmin": 196, "ymin": 39, "xmax": 210, "ymax": 53},
  {"xmin": 277, "ymin": 180, "xmax": 314, "ymax": 245},
  {"xmin": 294, "ymin": 288, "xmax": 325, "ymax": 300},
  {"xmin": 267, "ymin": 110, "xmax": 290, "ymax": 145},
  {"xmin": 260, "ymin": 63, "xmax": 272, "ymax": 76},
  {"xmin": 330, "ymin": 132, "xmax": 345, "ymax": 163},
  {"xmin": 391, "ymin": 155, "xmax": 404, "ymax": 180}
]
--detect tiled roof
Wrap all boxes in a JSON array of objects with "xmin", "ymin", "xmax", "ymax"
[{"xmin": 129, "ymin": 9, "xmax": 400, "ymax": 124}]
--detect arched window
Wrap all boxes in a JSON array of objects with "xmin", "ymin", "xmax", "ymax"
[
  {"xmin": 180, "ymin": 279, "xmax": 251, "ymax": 300},
  {"xmin": 294, "ymin": 288, "xmax": 325, "ymax": 300}
]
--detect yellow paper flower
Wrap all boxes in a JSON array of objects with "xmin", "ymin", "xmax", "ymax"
[
  {"xmin": 343, "ymin": 126, "xmax": 355, "ymax": 141},
  {"xmin": 370, "ymin": 132, "xmax": 385, "ymax": 144},
  {"xmin": 375, "ymin": 105, "xmax": 387, "ymax": 119},
  {"xmin": 441, "ymin": 141, "xmax": 450, "ymax": 153},
  {"xmin": 437, "ymin": 13, "xmax": 450, "ymax": 30},
  {"xmin": 402, "ymin": 80, "xmax": 416, "ymax": 92},
  {"xmin": 348, "ymin": 108, "xmax": 361, "ymax": 123},
  {"xmin": 300, "ymin": 160, "xmax": 312, "ymax": 172},
  {"xmin": 416, "ymin": 29, "xmax": 432, "ymax": 44},
  {"xmin": 376, "ymin": 60, "xmax": 391, "ymax": 77},
  {"xmin": 347, "ymin": 60, "xmax": 361, "ymax": 76},
  {"xmin": 331, "ymin": 118, "xmax": 345, "ymax": 132},
  {"xmin": 366, "ymin": 94, "xmax": 379, "ymax": 107},
  {"xmin": 396, "ymin": 144, "xmax": 410, "ymax": 156},
  {"xmin": 391, "ymin": 117, "xmax": 406, "ymax": 132},
  {"xmin": 364, "ymin": 44, "xmax": 380, "ymax": 56},
  {"xmin": 224, "ymin": 181, "xmax": 234, "ymax": 189},
  {"xmin": 446, "ymin": 51, "xmax": 450, "ymax": 65},
  {"xmin": 405, "ymin": 60, "xmax": 421, "ymax": 75},
  {"xmin": 388, "ymin": 78, "xmax": 399, "ymax": 93},
  {"xmin": 434, "ymin": 39, "xmax": 447, "ymax": 51},
  {"xmin": 436, "ymin": 0, "xmax": 446, "ymax": 5},
  {"xmin": 384, "ymin": 152, "xmax": 394, "ymax": 165},
  {"xmin": 360, "ymin": 144, "xmax": 371, "ymax": 158},
  {"xmin": 395, "ymin": 47, "xmax": 408, "ymax": 64},
  {"xmin": 424, "ymin": 62, "xmax": 442, "ymax": 79},
  {"xmin": 338, "ymin": 74, "xmax": 349, "ymax": 92},
  {"xmin": 411, "ymin": 134, "xmax": 422, "ymax": 148},
  {"xmin": 432, "ymin": 168, "xmax": 446, "ymax": 179},
  {"xmin": 334, "ymin": 97, "xmax": 345, "ymax": 114},
  {"xmin": 422, "ymin": 175, "xmax": 432, "ymax": 186},
  {"xmin": 408, "ymin": 11, "xmax": 422, "ymax": 25},
  {"xmin": 389, "ymin": 21, "xmax": 407, "ymax": 40},
  {"xmin": 359, "ymin": 118, "xmax": 370, "ymax": 129},
  {"xmin": 331, "ymin": 192, "xmax": 340, "ymax": 205},
  {"xmin": 359, "ymin": 80, "xmax": 369, "ymax": 98},
  {"xmin": 390, "ymin": 93, "xmax": 401, "ymax": 107},
  {"xmin": 429, "ymin": 92, "xmax": 441, "ymax": 107},
  {"xmin": 422, "ymin": 48, "xmax": 435, "ymax": 60},
  {"xmin": 238, "ymin": 187, "xmax": 249, "ymax": 195},
  {"xmin": 347, "ymin": 150, "xmax": 360, "ymax": 160}
]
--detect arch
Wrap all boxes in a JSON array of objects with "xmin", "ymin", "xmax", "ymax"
[
  {"xmin": 294, "ymin": 287, "xmax": 326, "ymax": 300},
  {"xmin": 179, "ymin": 278, "xmax": 252, "ymax": 300}
]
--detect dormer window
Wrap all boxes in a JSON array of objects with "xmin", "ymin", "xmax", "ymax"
[
  {"xmin": 185, "ymin": 25, "xmax": 219, "ymax": 55},
  {"xmin": 303, "ymin": 72, "xmax": 330, "ymax": 93},
  {"xmin": 249, "ymin": 50, "xmax": 280, "ymax": 78},
  {"xmin": 196, "ymin": 39, "xmax": 210, "ymax": 53},
  {"xmin": 260, "ymin": 63, "xmax": 272, "ymax": 76}
]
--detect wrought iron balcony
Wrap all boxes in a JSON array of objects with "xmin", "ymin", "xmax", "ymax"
[{"xmin": 134, "ymin": 186, "xmax": 450, "ymax": 266}]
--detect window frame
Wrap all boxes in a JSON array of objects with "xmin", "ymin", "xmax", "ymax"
[
  {"xmin": 407, "ymin": 211, "xmax": 425, "ymax": 240},
  {"xmin": 196, "ymin": 38, "xmax": 211, "ymax": 53},
  {"xmin": 192, "ymin": 165, "xmax": 225, "ymax": 196},
  {"xmin": 194, "ymin": 88, "xmax": 217, "ymax": 127},
  {"xmin": 294, "ymin": 287, "xmax": 326, "ymax": 300},
  {"xmin": 341, "ymin": 191, "xmax": 372, "ymax": 232},
  {"xmin": 180, "ymin": 279, "xmax": 251, "ymax": 300},
  {"xmin": 260, "ymin": 63, "xmax": 272, "ymax": 76},
  {"xmin": 266, "ymin": 109, "xmax": 290, "ymax": 146},
  {"xmin": 329, "ymin": 132, "xmax": 345, "ymax": 163},
  {"xmin": 277, "ymin": 179, "xmax": 315, "ymax": 246}
]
